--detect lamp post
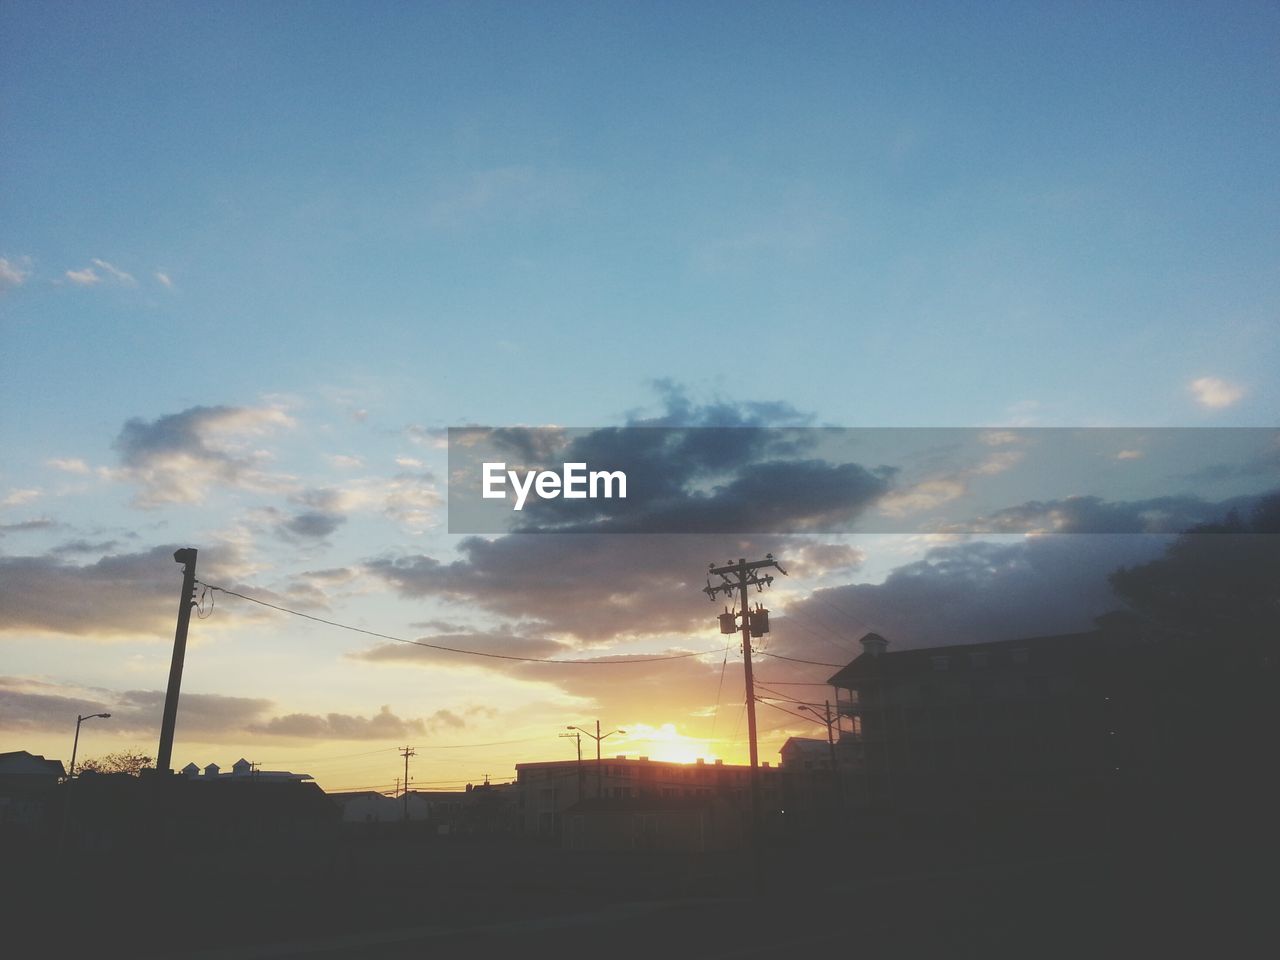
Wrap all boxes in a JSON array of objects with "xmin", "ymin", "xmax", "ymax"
[
  {"xmin": 567, "ymin": 721, "xmax": 626, "ymax": 799},
  {"xmin": 798, "ymin": 702, "xmax": 842, "ymax": 809},
  {"xmin": 69, "ymin": 713, "xmax": 111, "ymax": 779},
  {"xmin": 559, "ymin": 729, "xmax": 584, "ymax": 803}
]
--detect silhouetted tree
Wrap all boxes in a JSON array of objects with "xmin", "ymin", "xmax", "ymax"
[
  {"xmin": 1109, "ymin": 493, "xmax": 1280, "ymax": 642},
  {"xmin": 78, "ymin": 750, "xmax": 153, "ymax": 776}
]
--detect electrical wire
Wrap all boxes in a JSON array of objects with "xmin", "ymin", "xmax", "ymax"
[
  {"xmin": 706, "ymin": 640, "xmax": 732, "ymax": 745},
  {"xmin": 754, "ymin": 683, "xmax": 829, "ymax": 708},
  {"xmin": 757, "ymin": 651, "xmax": 844, "ymax": 668},
  {"xmin": 754, "ymin": 696, "xmax": 826, "ymax": 727},
  {"xmin": 196, "ymin": 581, "xmax": 715, "ymax": 665}
]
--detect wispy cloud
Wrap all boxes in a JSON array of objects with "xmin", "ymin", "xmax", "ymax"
[
  {"xmin": 154, "ymin": 270, "xmax": 174, "ymax": 288},
  {"xmin": 0, "ymin": 256, "xmax": 32, "ymax": 290},
  {"xmin": 65, "ymin": 266, "xmax": 100, "ymax": 285},
  {"xmin": 1190, "ymin": 376, "xmax": 1244, "ymax": 410},
  {"xmin": 64, "ymin": 258, "xmax": 137, "ymax": 287},
  {"xmin": 1, "ymin": 488, "xmax": 42, "ymax": 508},
  {"xmin": 46, "ymin": 457, "xmax": 91, "ymax": 474}
]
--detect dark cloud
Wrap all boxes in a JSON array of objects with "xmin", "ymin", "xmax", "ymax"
[
  {"xmin": 519, "ymin": 458, "xmax": 892, "ymax": 534},
  {"xmin": 366, "ymin": 533, "xmax": 817, "ymax": 641},
  {"xmin": 279, "ymin": 510, "xmax": 346, "ymax": 540},
  {"xmin": 631, "ymin": 380, "xmax": 815, "ymax": 430},
  {"xmin": 0, "ymin": 543, "xmax": 246, "ymax": 637},
  {"xmin": 51, "ymin": 538, "xmax": 122, "ymax": 555},
  {"xmin": 0, "ymin": 519, "xmax": 58, "ymax": 536},
  {"xmin": 962, "ymin": 491, "xmax": 1274, "ymax": 534},
  {"xmin": 0, "ymin": 677, "xmax": 271, "ymax": 736},
  {"xmin": 771, "ymin": 535, "xmax": 1175, "ymax": 656},
  {"xmin": 0, "ymin": 677, "xmax": 445, "ymax": 745},
  {"xmin": 461, "ymin": 390, "xmax": 882, "ymax": 535},
  {"xmin": 247, "ymin": 705, "xmax": 427, "ymax": 739}
]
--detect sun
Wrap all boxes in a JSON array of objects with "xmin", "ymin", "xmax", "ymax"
[{"xmin": 618, "ymin": 723, "xmax": 716, "ymax": 765}]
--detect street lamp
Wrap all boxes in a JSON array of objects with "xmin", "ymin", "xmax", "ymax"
[
  {"xmin": 69, "ymin": 713, "xmax": 111, "ymax": 779},
  {"xmin": 567, "ymin": 721, "xmax": 627, "ymax": 799},
  {"xmin": 797, "ymin": 702, "xmax": 842, "ymax": 809}
]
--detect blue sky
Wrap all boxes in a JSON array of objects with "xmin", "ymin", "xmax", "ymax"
[{"xmin": 2, "ymin": 2, "xmax": 1277, "ymax": 789}]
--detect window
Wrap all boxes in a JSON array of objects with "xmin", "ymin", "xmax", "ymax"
[
  {"xmin": 931, "ymin": 656, "xmax": 949, "ymax": 672},
  {"xmin": 1012, "ymin": 647, "xmax": 1030, "ymax": 665},
  {"xmin": 970, "ymin": 652, "xmax": 989, "ymax": 669}
]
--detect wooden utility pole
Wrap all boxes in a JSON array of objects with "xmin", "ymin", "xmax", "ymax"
[
  {"xmin": 400, "ymin": 746, "xmax": 416, "ymax": 821},
  {"xmin": 703, "ymin": 554, "xmax": 785, "ymax": 831},
  {"xmin": 156, "ymin": 548, "xmax": 198, "ymax": 774}
]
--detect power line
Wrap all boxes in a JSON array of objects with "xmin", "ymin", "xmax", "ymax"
[
  {"xmin": 707, "ymin": 640, "xmax": 732, "ymax": 744},
  {"xmin": 758, "ymin": 651, "xmax": 844, "ymax": 668},
  {"xmin": 755, "ymin": 696, "xmax": 826, "ymax": 727},
  {"xmin": 417, "ymin": 736, "xmax": 547, "ymax": 749},
  {"xmin": 754, "ymin": 684, "xmax": 829, "ymax": 707},
  {"xmin": 258, "ymin": 746, "xmax": 398, "ymax": 766},
  {"xmin": 197, "ymin": 581, "xmax": 714, "ymax": 664}
]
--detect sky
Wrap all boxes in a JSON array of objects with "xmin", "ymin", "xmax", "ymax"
[{"xmin": 2, "ymin": 1, "xmax": 1277, "ymax": 794}]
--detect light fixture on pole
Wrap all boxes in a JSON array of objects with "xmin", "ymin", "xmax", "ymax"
[
  {"xmin": 797, "ymin": 702, "xmax": 842, "ymax": 808},
  {"xmin": 567, "ymin": 721, "xmax": 626, "ymax": 799},
  {"xmin": 69, "ymin": 713, "xmax": 111, "ymax": 779}
]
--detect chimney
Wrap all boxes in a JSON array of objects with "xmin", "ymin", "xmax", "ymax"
[
  {"xmin": 859, "ymin": 632, "xmax": 889, "ymax": 658},
  {"xmin": 714, "ymin": 759, "xmax": 723, "ymax": 765}
]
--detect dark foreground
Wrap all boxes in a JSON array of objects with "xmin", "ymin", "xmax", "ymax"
[{"xmin": 3, "ymin": 807, "xmax": 1268, "ymax": 960}]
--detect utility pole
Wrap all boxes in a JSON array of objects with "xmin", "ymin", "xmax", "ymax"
[
  {"xmin": 824, "ymin": 700, "xmax": 842, "ymax": 809},
  {"xmin": 797, "ymin": 701, "xmax": 843, "ymax": 809},
  {"xmin": 568, "ymin": 721, "xmax": 625, "ymax": 799},
  {"xmin": 156, "ymin": 548, "xmax": 198, "ymax": 775},
  {"xmin": 703, "ymin": 554, "xmax": 785, "ymax": 832},
  {"xmin": 400, "ymin": 746, "xmax": 415, "ymax": 822}
]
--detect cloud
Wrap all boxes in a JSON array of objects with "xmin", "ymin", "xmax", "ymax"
[
  {"xmin": 65, "ymin": 267, "xmax": 100, "ymax": 285},
  {"xmin": 288, "ymin": 472, "xmax": 441, "ymax": 534},
  {"xmin": 91, "ymin": 258, "xmax": 136, "ymax": 285},
  {"xmin": 1190, "ymin": 376, "xmax": 1244, "ymax": 409},
  {"xmin": 112, "ymin": 404, "xmax": 296, "ymax": 506},
  {"xmin": 1, "ymin": 488, "xmax": 41, "ymax": 508},
  {"xmin": 64, "ymin": 259, "xmax": 136, "ymax": 287},
  {"xmin": 46, "ymin": 457, "xmax": 91, "ymax": 474},
  {"xmin": 959, "ymin": 490, "xmax": 1273, "ymax": 535},
  {"xmin": 0, "ymin": 676, "xmax": 271, "ymax": 737},
  {"xmin": 0, "ymin": 677, "xmax": 443, "ymax": 745},
  {"xmin": 774, "ymin": 534, "xmax": 1175, "ymax": 655},
  {"xmin": 277, "ymin": 510, "xmax": 346, "ymax": 542},
  {"xmin": 247, "ymin": 705, "xmax": 427, "ymax": 739},
  {"xmin": 468, "ymin": 388, "xmax": 885, "ymax": 534},
  {"xmin": 0, "ymin": 543, "xmax": 248, "ymax": 637},
  {"xmin": 0, "ymin": 256, "xmax": 32, "ymax": 289},
  {"xmin": 0, "ymin": 518, "xmax": 57, "ymax": 536},
  {"xmin": 154, "ymin": 271, "xmax": 173, "ymax": 288}
]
